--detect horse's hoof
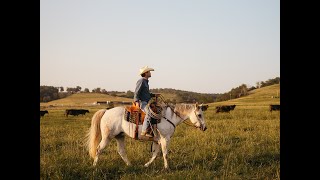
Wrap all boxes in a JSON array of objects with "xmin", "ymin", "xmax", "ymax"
[
  {"xmin": 93, "ymin": 161, "xmax": 97, "ymax": 167},
  {"xmin": 162, "ymin": 167, "xmax": 170, "ymax": 172}
]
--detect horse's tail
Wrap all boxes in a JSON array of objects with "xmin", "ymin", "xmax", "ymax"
[{"xmin": 85, "ymin": 109, "xmax": 107, "ymax": 159}]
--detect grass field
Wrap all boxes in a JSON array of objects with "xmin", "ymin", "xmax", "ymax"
[{"xmin": 40, "ymin": 84, "xmax": 280, "ymax": 179}]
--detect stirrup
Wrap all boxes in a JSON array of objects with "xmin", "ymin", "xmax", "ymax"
[
  {"xmin": 141, "ymin": 131, "xmax": 147, "ymax": 136},
  {"xmin": 145, "ymin": 133, "xmax": 153, "ymax": 137}
]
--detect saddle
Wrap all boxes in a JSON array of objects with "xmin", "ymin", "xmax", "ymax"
[{"xmin": 124, "ymin": 102, "xmax": 162, "ymax": 139}]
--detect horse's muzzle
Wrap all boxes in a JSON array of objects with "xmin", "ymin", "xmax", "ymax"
[{"xmin": 200, "ymin": 124, "xmax": 207, "ymax": 131}]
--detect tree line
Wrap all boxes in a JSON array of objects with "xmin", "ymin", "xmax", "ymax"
[{"xmin": 40, "ymin": 77, "xmax": 279, "ymax": 103}]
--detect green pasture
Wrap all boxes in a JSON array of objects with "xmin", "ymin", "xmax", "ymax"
[{"xmin": 40, "ymin": 84, "xmax": 280, "ymax": 179}]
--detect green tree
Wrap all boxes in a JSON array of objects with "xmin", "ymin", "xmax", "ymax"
[
  {"xmin": 84, "ymin": 88, "xmax": 90, "ymax": 93},
  {"xmin": 40, "ymin": 86, "xmax": 59, "ymax": 102},
  {"xmin": 92, "ymin": 88, "xmax": 101, "ymax": 93},
  {"xmin": 76, "ymin": 86, "xmax": 82, "ymax": 92},
  {"xmin": 101, "ymin": 89, "xmax": 107, "ymax": 94},
  {"xmin": 126, "ymin": 90, "xmax": 134, "ymax": 98}
]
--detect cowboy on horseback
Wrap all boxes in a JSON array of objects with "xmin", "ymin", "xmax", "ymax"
[{"xmin": 134, "ymin": 66, "xmax": 160, "ymax": 137}]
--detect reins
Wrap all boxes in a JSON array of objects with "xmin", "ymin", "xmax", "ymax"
[{"xmin": 182, "ymin": 119, "xmax": 201, "ymax": 129}]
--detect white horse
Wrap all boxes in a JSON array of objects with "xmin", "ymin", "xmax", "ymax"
[{"xmin": 85, "ymin": 103, "xmax": 208, "ymax": 169}]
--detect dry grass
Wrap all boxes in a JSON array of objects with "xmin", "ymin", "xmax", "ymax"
[{"xmin": 40, "ymin": 84, "xmax": 280, "ymax": 179}]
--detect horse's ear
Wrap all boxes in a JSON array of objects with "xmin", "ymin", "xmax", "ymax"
[{"xmin": 195, "ymin": 102, "xmax": 199, "ymax": 108}]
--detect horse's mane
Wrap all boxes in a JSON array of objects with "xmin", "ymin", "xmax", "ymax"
[{"xmin": 173, "ymin": 103, "xmax": 195, "ymax": 116}]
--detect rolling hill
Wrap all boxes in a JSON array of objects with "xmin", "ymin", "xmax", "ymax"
[
  {"xmin": 40, "ymin": 93, "xmax": 133, "ymax": 107},
  {"xmin": 206, "ymin": 84, "xmax": 280, "ymax": 109},
  {"xmin": 40, "ymin": 84, "xmax": 279, "ymax": 109}
]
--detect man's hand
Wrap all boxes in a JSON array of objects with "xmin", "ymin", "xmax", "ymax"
[{"xmin": 135, "ymin": 101, "xmax": 140, "ymax": 107}]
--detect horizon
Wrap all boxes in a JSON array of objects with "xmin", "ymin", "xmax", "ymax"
[
  {"xmin": 40, "ymin": 77, "xmax": 279, "ymax": 95},
  {"xmin": 41, "ymin": 0, "xmax": 280, "ymax": 94}
]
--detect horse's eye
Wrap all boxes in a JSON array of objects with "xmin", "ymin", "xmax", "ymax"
[{"xmin": 197, "ymin": 114, "xmax": 202, "ymax": 118}]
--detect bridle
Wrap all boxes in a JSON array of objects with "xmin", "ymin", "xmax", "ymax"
[
  {"xmin": 167, "ymin": 104, "xmax": 203, "ymax": 130},
  {"xmin": 155, "ymin": 95, "xmax": 204, "ymax": 130},
  {"xmin": 183, "ymin": 109, "xmax": 204, "ymax": 129}
]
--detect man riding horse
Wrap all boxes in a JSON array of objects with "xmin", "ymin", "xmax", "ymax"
[{"xmin": 134, "ymin": 66, "xmax": 160, "ymax": 137}]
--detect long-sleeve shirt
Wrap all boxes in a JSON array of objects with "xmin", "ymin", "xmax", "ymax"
[{"xmin": 134, "ymin": 78, "xmax": 154, "ymax": 102}]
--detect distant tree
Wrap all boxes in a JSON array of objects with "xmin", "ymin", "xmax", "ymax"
[
  {"xmin": 84, "ymin": 88, "xmax": 90, "ymax": 93},
  {"xmin": 66, "ymin": 86, "xmax": 82, "ymax": 93},
  {"xmin": 59, "ymin": 86, "xmax": 64, "ymax": 92},
  {"xmin": 248, "ymin": 86, "xmax": 256, "ymax": 91},
  {"xmin": 256, "ymin": 81, "xmax": 261, "ymax": 88},
  {"xmin": 43, "ymin": 96, "xmax": 51, "ymax": 102},
  {"xmin": 126, "ymin": 90, "xmax": 134, "ymax": 98},
  {"xmin": 261, "ymin": 77, "xmax": 280, "ymax": 87},
  {"xmin": 40, "ymin": 86, "xmax": 59, "ymax": 102},
  {"xmin": 101, "ymin": 89, "xmax": 107, "ymax": 94},
  {"xmin": 240, "ymin": 84, "xmax": 248, "ymax": 96},
  {"xmin": 76, "ymin": 86, "xmax": 82, "ymax": 92},
  {"xmin": 66, "ymin": 87, "xmax": 74, "ymax": 93},
  {"xmin": 92, "ymin": 88, "xmax": 101, "ymax": 93}
]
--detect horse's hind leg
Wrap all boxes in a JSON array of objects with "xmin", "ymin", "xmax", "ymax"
[
  {"xmin": 115, "ymin": 134, "xmax": 131, "ymax": 166},
  {"xmin": 144, "ymin": 141, "xmax": 160, "ymax": 167},
  {"xmin": 93, "ymin": 134, "xmax": 111, "ymax": 166}
]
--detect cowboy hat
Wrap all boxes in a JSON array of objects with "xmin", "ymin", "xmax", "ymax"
[{"xmin": 139, "ymin": 66, "xmax": 154, "ymax": 75}]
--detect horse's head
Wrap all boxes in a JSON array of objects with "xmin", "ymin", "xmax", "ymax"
[{"xmin": 189, "ymin": 103, "xmax": 208, "ymax": 131}]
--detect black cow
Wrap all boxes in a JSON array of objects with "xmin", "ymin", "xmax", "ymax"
[
  {"xmin": 270, "ymin": 104, "xmax": 280, "ymax": 112},
  {"xmin": 65, "ymin": 109, "xmax": 89, "ymax": 117},
  {"xmin": 200, "ymin": 104, "xmax": 209, "ymax": 111},
  {"xmin": 40, "ymin": 110, "xmax": 48, "ymax": 118},
  {"xmin": 229, "ymin": 105, "xmax": 236, "ymax": 110},
  {"xmin": 216, "ymin": 105, "xmax": 236, "ymax": 113}
]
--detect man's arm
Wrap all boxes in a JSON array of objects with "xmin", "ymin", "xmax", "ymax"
[{"xmin": 134, "ymin": 79, "xmax": 143, "ymax": 102}]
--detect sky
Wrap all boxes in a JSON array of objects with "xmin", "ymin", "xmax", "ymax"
[{"xmin": 40, "ymin": 0, "xmax": 280, "ymax": 94}]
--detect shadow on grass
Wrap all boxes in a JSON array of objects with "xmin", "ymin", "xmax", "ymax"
[{"xmin": 247, "ymin": 152, "xmax": 280, "ymax": 167}]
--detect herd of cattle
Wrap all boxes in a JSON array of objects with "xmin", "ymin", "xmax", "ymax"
[
  {"xmin": 40, "ymin": 109, "xmax": 90, "ymax": 118},
  {"xmin": 215, "ymin": 104, "xmax": 280, "ymax": 113},
  {"xmin": 40, "ymin": 104, "xmax": 280, "ymax": 118}
]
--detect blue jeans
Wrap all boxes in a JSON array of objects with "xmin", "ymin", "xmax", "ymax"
[{"xmin": 140, "ymin": 101, "xmax": 151, "ymax": 132}]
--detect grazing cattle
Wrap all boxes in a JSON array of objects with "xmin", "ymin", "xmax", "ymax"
[
  {"xmin": 65, "ymin": 109, "xmax": 90, "ymax": 117},
  {"xmin": 40, "ymin": 110, "xmax": 48, "ymax": 118},
  {"xmin": 270, "ymin": 104, "xmax": 280, "ymax": 112},
  {"xmin": 200, "ymin": 104, "xmax": 209, "ymax": 111},
  {"xmin": 216, "ymin": 105, "xmax": 236, "ymax": 113},
  {"xmin": 229, "ymin": 105, "xmax": 236, "ymax": 110}
]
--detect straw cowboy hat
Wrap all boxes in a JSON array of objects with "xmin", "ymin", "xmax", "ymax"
[{"xmin": 139, "ymin": 66, "xmax": 154, "ymax": 75}]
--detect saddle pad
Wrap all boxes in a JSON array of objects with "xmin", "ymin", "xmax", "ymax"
[
  {"xmin": 124, "ymin": 103, "xmax": 161, "ymax": 124},
  {"xmin": 124, "ymin": 108, "xmax": 145, "ymax": 125}
]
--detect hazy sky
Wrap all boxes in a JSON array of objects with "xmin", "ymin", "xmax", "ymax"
[{"xmin": 40, "ymin": 0, "xmax": 280, "ymax": 94}]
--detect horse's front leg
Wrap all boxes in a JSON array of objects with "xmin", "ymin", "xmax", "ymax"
[
  {"xmin": 115, "ymin": 134, "xmax": 131, "ymax": 166},
  {"xmin": 160, "ymin": 136, "xmax": 171, "ymax": 169},
  {"xmin": 144, "ymin": 141, "xmax": 160, "ymax": 167}
]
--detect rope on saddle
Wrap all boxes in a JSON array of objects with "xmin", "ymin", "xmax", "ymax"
[{"xmin": 146, "ymin": 96, "xmax": 165, "ymax": 120}]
